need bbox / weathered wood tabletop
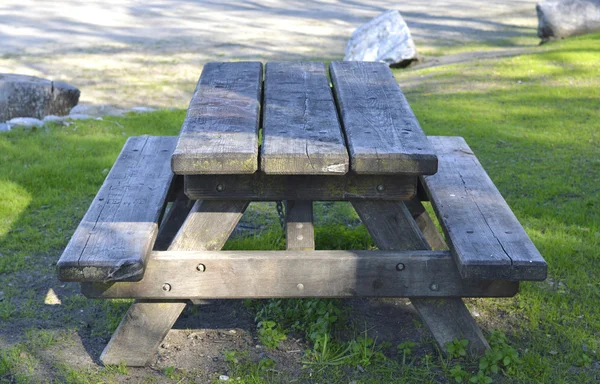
[172,61,438,177]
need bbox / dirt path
[0,0,539,108]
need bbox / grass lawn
[1,33,599,383]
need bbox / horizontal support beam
[184,173,417,201]
[81,250,518,299]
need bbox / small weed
[449,364,470,383]
[446,339,469,359]
[222,350,278,383]
[469,370,493,384]
[303,333,354,366]
[397,341,416,365]
[349,331,385,368]
[573,351,593,368]
[256,320,287,349]
[163,365,177,379]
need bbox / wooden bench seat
[421,136,547,281]
[57,136,178,282]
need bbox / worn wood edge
[421,136,547,281]
[57,136,178,283]
[184,173,417,201]
[80,250,518,299]
[171,151,258,175]
[352,154,439,176]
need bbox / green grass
[1,33,599,383]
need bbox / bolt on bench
[57,61,547,367]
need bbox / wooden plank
[57,136,177,283]
[404,199,448,251]
[81,250,518,299]
[352,200,491,356]
[184,173,416,201]
[153,189,194,251]
[171,62,263,175]
[261,62,349,175]
[167,200,249,251]
[98,200,249,366]
[285,201,315,251]
[422,136,547,281]
[99,300,187,366]
[329,61,437,175]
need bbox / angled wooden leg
[351,200,489,357]
[153,188,194,251]
[404,199,448,251]
[100,200,249,366]
[285,200,315,251]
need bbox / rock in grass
[0,74,80,121]
[344,10,418,67]
[537,0,600,42]
[7,117,43,128]
[0,123,9,132]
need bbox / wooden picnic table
[57,61,547,367]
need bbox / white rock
[43,115,65,123]
[344,10,418,66]
[131,106,155,113]
[69,104,126,117]
[7,117,43,128]
[67,114,93,120]
[0,123,10,132]
[219,375,229,381]
[537,0,600,42]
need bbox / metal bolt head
[429,283,439,291]
[216,184,225,192]
[396,263,405,271]
[162,283,172,292]
[376,184,386,192]
[196,264,206,272]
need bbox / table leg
[100,200,250,366]
[153,188,194,251]
[285,200,315,251]
[351,200,489,357]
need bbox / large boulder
[344,10,418,67]
[0,74,80,121]
[537,0,600,42]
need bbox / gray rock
[0,123,10,132]
[69,104,126,117]
[344,10,417,66]
[131,106,155,113]
[0,74,80,121]
[7,117,43,128]
[43,115,65,123]
[537,0,600,42]
[67,114,93,120]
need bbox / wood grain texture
[171,62,263,175]
[352,200,490,356]
[98,200,249,366]
[81,250,518,299]
[329,61,437,175]
[261,62,349,175]
[167,200,249,251]
[422,136,547,281]
[57,136,177,282]
[285,201,315,251]
[184,173,416,201]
